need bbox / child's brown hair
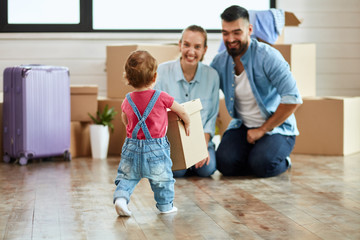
[124,50,158,88]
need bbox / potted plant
[88,104,118,159]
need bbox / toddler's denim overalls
[113,90,175,212]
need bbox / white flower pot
[90,124,110,159]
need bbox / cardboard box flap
[285,11,301,26]
[182,99,203,115]
[323,96,357,101]
[107,43,177,48]
[71,85,98,95]
[167,99,202,121]
[303,96,357,101]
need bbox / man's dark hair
[221,5,249,22]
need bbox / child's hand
[170,101,191,136]
[184,121,190,136]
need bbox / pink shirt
[122,90,174,139]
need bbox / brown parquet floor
[0,153,359,240]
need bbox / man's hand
[247,103,301,144]
[247,128,266,144]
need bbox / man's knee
[249,152,286,178]
[216,150,238,176]
[172,169,187,178]
[196,164,216,177]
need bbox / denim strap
[126,90,161,139]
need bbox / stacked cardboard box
[70,122,91,157]
[216,97,232,138]
[272,12,316,97]
[106,44,180,98]
[270,13,321,155]
[272,13,359,155]
[70,85,98,158]
[104,44,180,156]
[273,44,316,97]
[71,85,98,122]
[293,97,360,156]
[273,11,302,44]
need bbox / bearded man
[210,5,303,178]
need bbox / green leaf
[88,104,118,129]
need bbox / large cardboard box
[70,121,91,158]
[273,44,316,97]
[216,97,232,137]
[71,85,98,122]
[167,99,207,170]
[293,97,360,156]
[106,44,180,98]
[98,98,126,155]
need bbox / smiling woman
[0,0,275,32]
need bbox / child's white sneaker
[115,198,131,217]
[160,206,178,214]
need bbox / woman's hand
[195,151,210,168]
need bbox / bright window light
[93,0,270,30]
[8,0,80,24]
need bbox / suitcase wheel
[64,151,72,161]
[19,157,28,166]
[3,155,11,163]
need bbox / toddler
[113,50,190,216]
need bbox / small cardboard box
[98,98,126,155]
[274,11,302,44]
[284,11,302,26]
[216,97,232,137]
[70,121,91,158]
[106,44,180,98]
[71,85,98,122]
[273,44,316,97]
[167,99,207,170]
[293,97,360,156]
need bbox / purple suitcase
[3,65,71,165]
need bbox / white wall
[0,32,222,97]
[277,0,360,96]
[0,0,359,97]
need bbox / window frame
[0,0,276,33]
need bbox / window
[8,0,80,24]
[0,0,90,32]
[0,0,275,32]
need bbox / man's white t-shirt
[234,71,266,128]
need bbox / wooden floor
[0,153,359,240]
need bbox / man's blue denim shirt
[210,39,302,136]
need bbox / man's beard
[226,40,248,58]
